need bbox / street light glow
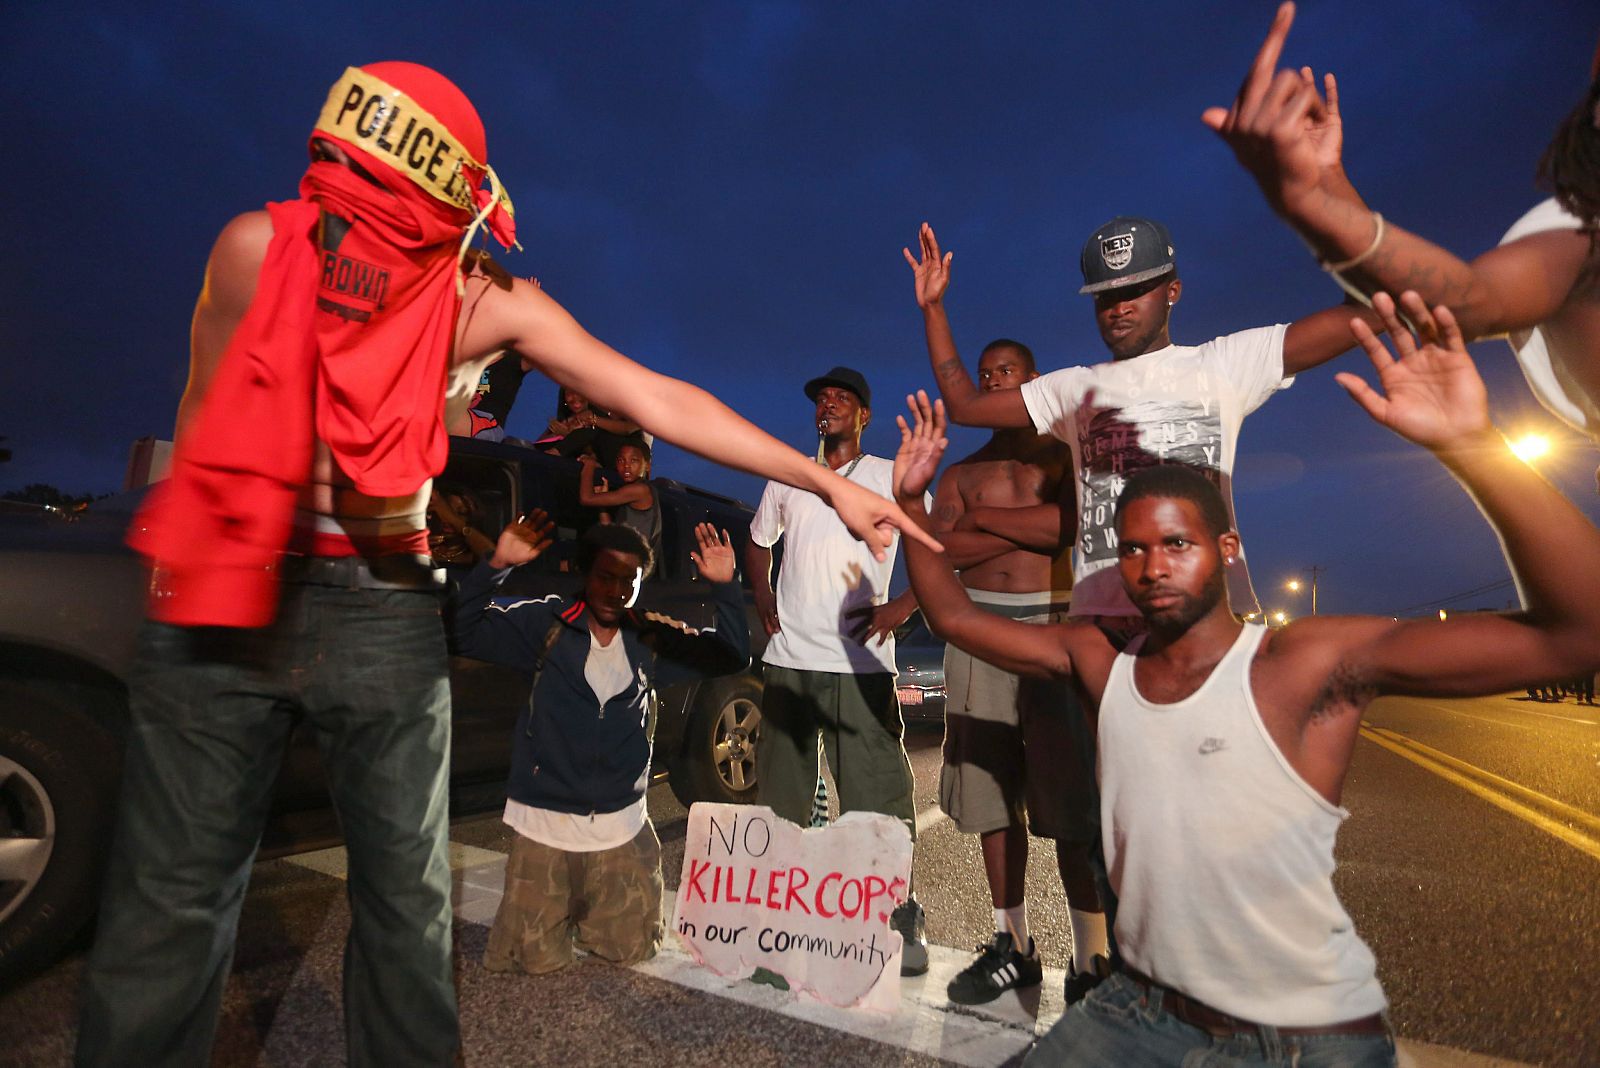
[1509,433,1551,463]
[1272,611,1288,624]
[1286,579,1302,592]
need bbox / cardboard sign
[673,803,913,1012]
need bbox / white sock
[995,905,1030,950]
[1068,908,1108,972]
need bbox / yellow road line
[1357,725,1600,864]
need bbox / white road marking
[1411,699,1597,729]
[914,804,948,833]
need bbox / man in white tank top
[892,292,1600,1066]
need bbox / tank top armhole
[1238,628,1349,821]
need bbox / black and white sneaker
[891,898,929,976]
[1063,953,1110,1005]
[946,932,1042,1005]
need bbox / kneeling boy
[452,516,750,972]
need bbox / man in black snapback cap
[908,217,1378,622]
[745,365,930,976]
[1078,216,1177,297]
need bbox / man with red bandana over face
[77,63,939,1067]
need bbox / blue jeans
[76,582,458,1067]
[1025,973,1396,1067]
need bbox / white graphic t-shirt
[1020,325,1289,617]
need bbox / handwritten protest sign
[673,803,913,1012]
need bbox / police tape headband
[314,66,519,281]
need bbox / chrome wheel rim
[712,697,760,793]
[0,755,55,927]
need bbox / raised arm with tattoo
[1285,293,1600,700]
[903,225,1033,429]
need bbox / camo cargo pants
[483,821,664,974]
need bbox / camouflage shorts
[484,820,664,975]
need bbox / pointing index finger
[1237,2,1297,120]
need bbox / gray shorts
[937,593,1098,843]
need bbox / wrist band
[1321,212,1385,273]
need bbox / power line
[1390,578,1515,616]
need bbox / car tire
[668,675,761,807]
[0,679,123,987]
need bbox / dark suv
[0,437,767,985]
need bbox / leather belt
[1120,965,1389,1039]
[279,553,445,591]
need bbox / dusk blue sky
[3,2,1596,618]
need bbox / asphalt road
[1,693,1595,1065]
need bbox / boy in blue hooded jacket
[452,513,749,972]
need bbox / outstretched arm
[894,392,1092,682]
[1324,293,1600,695]
[462,272,942,560]
[1281,301,1384,376]
[903,224,1032,429]
[1203,2,1591,340]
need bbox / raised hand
[1200,3,1343,214]
[1335,292,1492,452]
[689,523,736,583]
[489,510,556,569]
[893,390,948,502]
[901,222,953,308]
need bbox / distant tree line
[1,483,105,509]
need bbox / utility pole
[1307,565,1326,615]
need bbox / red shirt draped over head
[129,61,516,627]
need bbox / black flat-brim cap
[1079,215,1177,295]
[804,366,871,409]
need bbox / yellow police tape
[314,66,514,222]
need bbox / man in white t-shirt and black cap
[907,217,1377,625]
[745,365,930,975]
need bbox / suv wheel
[0,680,123,985]
[668,675,761,806]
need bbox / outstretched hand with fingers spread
[893,390,949,503]
[1336,292,1492,452]
[902,223,954,309]
[689,523,736,583]
[1201,2,1343,213]
[489,510,556,570]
